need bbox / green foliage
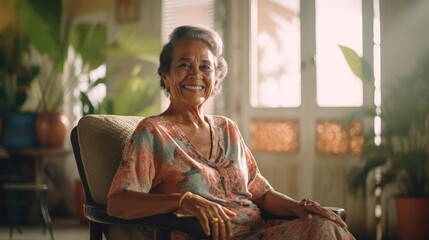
[341,46,429,197]
[69,23,107,72]
[0,24,39,113]
[80,27,161,117]
[339,45,374,85]
[2,1,160,116]
[16,0,107,112]
[18,0,61,66]
[104,26,161,64]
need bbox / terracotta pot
[395,197,429,240]
[35,112,70,148]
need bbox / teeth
[183,85,204,90]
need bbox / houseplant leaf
[104,26,161,64]
[69,23,107,72]
[339,45,374,85]
[110,75,158,116]
[18,0,61,59]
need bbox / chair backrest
[71,114,143,205]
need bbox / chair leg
[39,190,54,240]
[6,197,22,240]
[89,221,104,240]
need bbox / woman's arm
[254,190,347,228]
[108,191,237,238]
[107,191,182,219]
[254,189,310,219]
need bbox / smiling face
[163,39,215,109]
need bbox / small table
[1,148,70,240]
[6,148,71,185]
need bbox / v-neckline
[159,115,216,161]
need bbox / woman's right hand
[180,193,237,240]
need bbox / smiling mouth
[182,85,205,90]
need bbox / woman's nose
[189,66,202,79]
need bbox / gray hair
[157,25,228,96]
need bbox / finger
[211,217,220,240]
[222,207,237,217]
[198,213,211,237]
[225,217,233,238]
[333,214,348,229]
[215,207,234,237]
[192,206,210,236]
[218,218,227,240]
[207,207,231,239]
[322,210,347,229]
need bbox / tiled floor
[0,218,399,240]
[0,218,89,240]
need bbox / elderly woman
[107,25,356,240]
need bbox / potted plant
[0,23,39,148]
[340,45,429,239]
[14,0,107,147]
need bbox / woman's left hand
[300,199,348,229]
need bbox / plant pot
[0,112,39,148]
[35,112,70,148]
[395,197,429,240]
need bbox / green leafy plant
[80,26,161,117]
[5,0,160,117]
[339,45,429,197]
[0,25,39,113]
[16,0,106,112]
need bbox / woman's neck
[161,104,207,127]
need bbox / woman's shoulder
[210,115,234,124]
[134,115,169,133]
[209,115,240,129]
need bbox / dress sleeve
[226,118,273,201]
[108,121,158,197]
[243,140,273,201]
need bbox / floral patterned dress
[108,115,355,240]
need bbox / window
[251,0,301,108]
[315,0,363,107]
[249,0,368,155]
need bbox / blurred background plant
[0,25,39,113]
[79,26,161,117]
[339,45,429,198]
[15,0,107,113]
[1,0,161,117]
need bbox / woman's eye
[200,64,212,72]
[178,63,191,69]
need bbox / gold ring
[211,217,219,223]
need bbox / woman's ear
[162,74,170,89]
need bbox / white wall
[381,0,429,81]
[380,0,429,237]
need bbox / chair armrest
[84,202,208,239]
[261,207,346,221]
[326,207,346,221]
